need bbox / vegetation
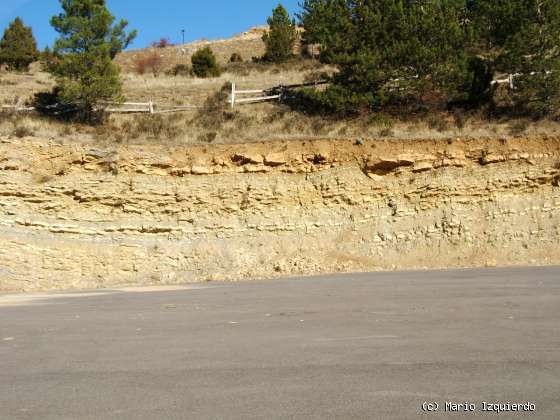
[191,47,221,78]
[168,63,190,76]
[297,0,560,118]
[135,51,163,76]
[262,4,298,63]
[3,0,560,135]
[297,0,469,114]
[46,0,136,121]
[0,17,39,72]
[153,38,171,48]
[229,52,243,63]
[492,0,560,117]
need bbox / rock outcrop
[0,136,559,292]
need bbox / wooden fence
[229,72,551,108]
[0,105,36,112]
[230,81,329,109]
[0,101,198,115]
[101,101,198,114]
[229,83,281,109]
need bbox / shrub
[14,124,34,138]
[167,63,190,76]
[33,87,107,124]
[285,85,368,116]
[0,17,39,72]
[132,114,180,139]
[262,5,297,63]
[508,120,529,136]
[229,52,243,63]
[191,47,221,78]
[196,83,231,129]
[135,51,163,76]
[428,115,451,133]
[153,38,170,48]
[378,128,394,138]
[452,110,467,130]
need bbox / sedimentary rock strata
[1,136,559,291]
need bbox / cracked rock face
[0,136,559,292]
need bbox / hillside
[2,26,560,146]
[116,26,270,72]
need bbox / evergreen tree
[191,47,221,78]
[298,0,469,113]
[263,4,298,63]
[471,0,560,116]
[0,17,39,72]
[298,0,350,62]
[501,0,560,116]
[48,0,136,120]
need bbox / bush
[0,17,39,72]
[33,88,106,124]
[196,83,232,129]
[428,115,451,132]
[191,47,221,78]
[167,64,190,76]
[132,114,180,140]
[153,38,171,48]
[14,124,34,138]
[508,120,529,136]
[285,85,369,116]
[229,53,243,63]
[135,51,163,76]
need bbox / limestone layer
[1,136,559,292]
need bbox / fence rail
[101,101,198,114]
[230,81,329,109]
[1,105,35,111]
[0,101,199,115]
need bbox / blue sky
[0,0,301,50]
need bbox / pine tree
[262,4,298,63]
[298,0,350,62]
[48,0,136,120]
[0,17,39,72]
[502,0,560,116]
[298,0,469,113]
[472,0,560,116]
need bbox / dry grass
[2,29,560,147]
[3,98,560,148]
[115,27,270,73]
[0,64,54,105]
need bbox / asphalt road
[1,267,559,420]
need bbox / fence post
[149,100,154,114]
[231,83,236,110]
[509,74,514,89]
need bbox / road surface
[1,267,559,419]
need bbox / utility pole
[181,29,185,46]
